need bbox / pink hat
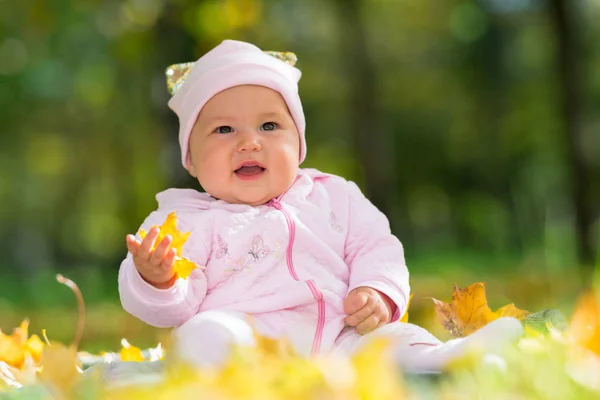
[166,40,306,169]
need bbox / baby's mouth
[235,165,265,176]
[234,161,266,180]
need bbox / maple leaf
[431,282,529,337]
[400,294,414,323]
[139,212,200,279]
[0,320,45,370]
[567,292,600,356]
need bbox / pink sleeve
[343,182,410,322]
[118,210,210,328]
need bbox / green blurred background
[0,0,598,352]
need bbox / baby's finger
[138,227,159,261]
[151,235,172,266]
[125,235,140,256]
[356,314,380,335]
[344,301,376,327]
[161,248,177,270]
[343,291,369,315]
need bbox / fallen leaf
[400,294,414,323]
[431,282,529,337]
[496,303,530,320]
[38,343,80,398]
[120,338,145,362]
[350,337,405,399]
[0,320,46,369]
[139,212,200,279]
[567,292,600,355]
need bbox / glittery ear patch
[165,51,298,96]
[165,62,195,96]
[263,51,297,67]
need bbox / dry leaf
[431,282,529,337]
[120,338,145,362]
[38,343,80,397]
[400,294,414,323]
[350,337,405,399]
[0,320,45,369]
[139,212,200,279]
[567,292,600,355]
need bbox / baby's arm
[344,181,410,323]
[118,210,209,328]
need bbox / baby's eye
[260,122,278,131]
[215,126,233,134]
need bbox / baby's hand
[126,227,177,289]
[344,287,394,335]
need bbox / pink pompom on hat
[165,40,307,170]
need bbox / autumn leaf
[173,257,199,280]
[567,292,600,356]
[350,337,405,399]
[120,338,145,362]
[139,212,200,279]
[496,303,531,320]
[0,320,45,370]
[431,282,529,337]
[38,343,80,398]
[400,294,414,323]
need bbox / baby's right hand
[126,227,177,289]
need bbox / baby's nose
[237,129,262,152]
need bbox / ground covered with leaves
[1,274,599,400]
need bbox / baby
[119,40,523,372]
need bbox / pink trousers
[172,311,524,372]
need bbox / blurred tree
[332,0,396,219]
[549,0,596,284]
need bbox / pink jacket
[119,168,410,356]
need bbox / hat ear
[165,62,195,96]
[263,51,297,67]
[165,51,298,96]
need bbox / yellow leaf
[120,338,145,362]
[26,334,45,363]
[0,331,24,368]
[431,282,529,337]
[496,303,531,320]
[38,343,80,396]
[567,292,600,356]
[400,294,414,323]
[350,337,405,399]
[138,212,199,280]
[0,320,46,370]
[139,212,190,256]
[173,256,199,280]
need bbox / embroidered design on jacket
[225,235,271,272]
[329,212,343,233]
[248,235,270,262]
[273,239,283,260]
[215,234,229,259]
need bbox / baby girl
[118,40,523,372]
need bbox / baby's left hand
[344,287,394,335]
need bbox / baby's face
[188,85,300,206]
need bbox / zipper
[306,280,325,353]
[269,199,299,280]
[268,197,325,354]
